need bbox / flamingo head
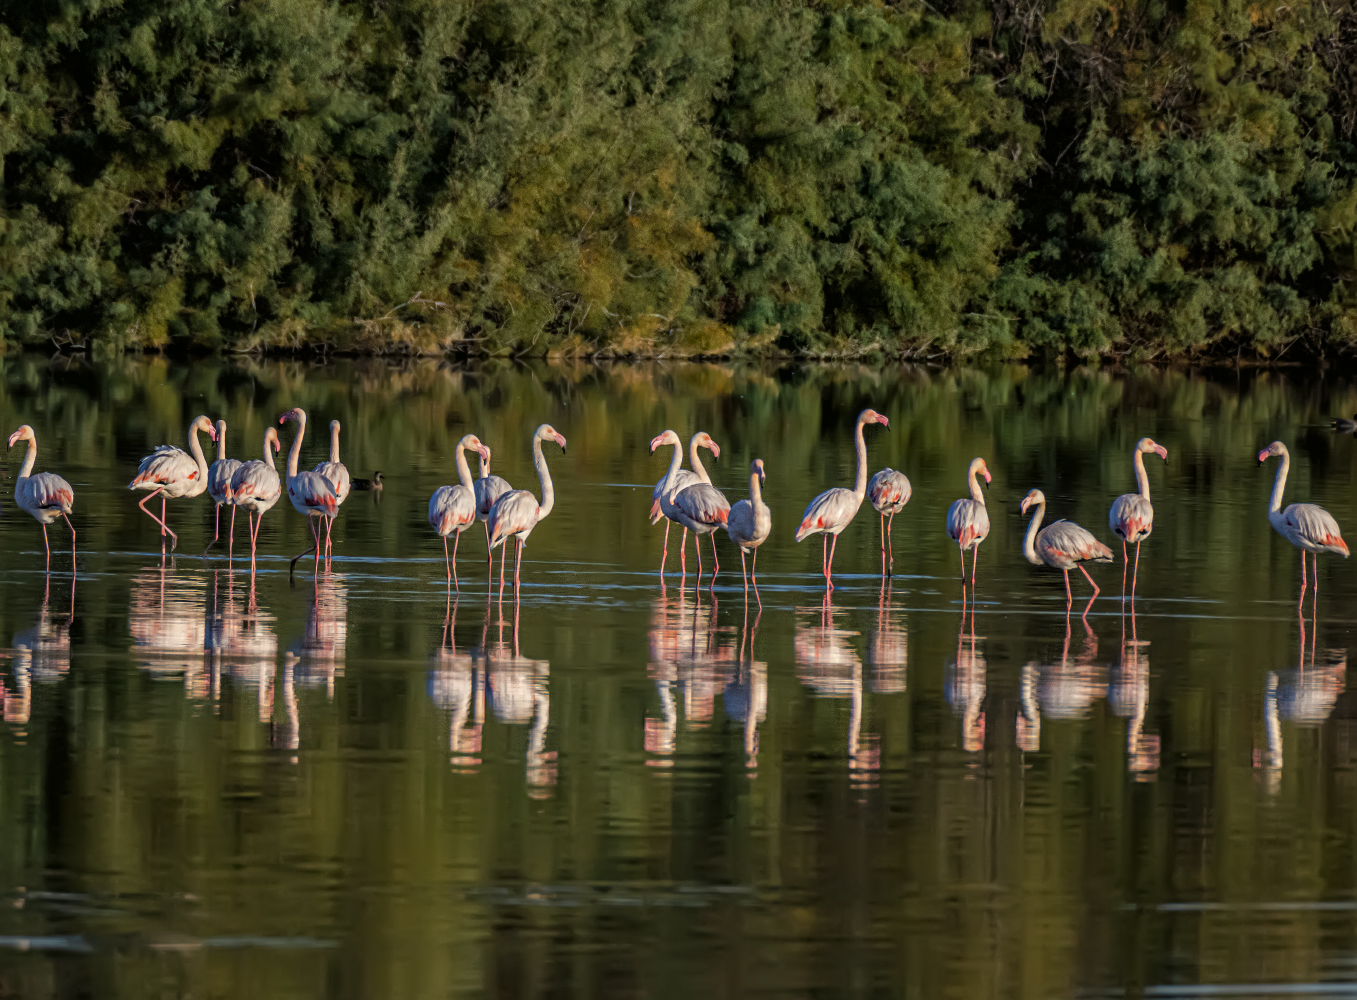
[696,432,720,461]
[1258,441,1287,465]
[6,425,34,449]
[192,415,217,442]
[649,429,681,454]
[537,423,567,452]
[264,427,281,453]
[1020,488,1045,515]
[460,433,490,461]
[751,458,766,482]
[972,457,992,486]
[1138,437,1168,461]
[278,407,304,426]
[860,409,890,428]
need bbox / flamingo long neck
[851,417,870,501]
[286,412,307,480]
[189,422,211,480]
[216,422,228,462]
[329,423,341,464]
[533,435,556,521]
[1022,500,1046,565]
[1269,451,1289,515]
[18,437,37,479]
[479,452,491,480]
[454,441,475,489]
[968,461,986,504]
[262,433,277,471]
[662,440,685,493]
[1133,449,1151,501]
[689,435,712,484]
[749,469,764,507]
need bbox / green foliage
[3,0,1357,358]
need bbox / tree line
[2,0,1356,361]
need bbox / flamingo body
[650,430,721,580]
[128,414,216,551]
[487,424,567,592]
[867,469,911,514]
[1258,441,1348,614]
[314,420,351,504]
[726,459,771,600]
[430,434,490,585]
[1022,488,1113,616]
[1109,437,1167,599]
[7,425,76,566]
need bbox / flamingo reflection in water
[428,591,484,768]
[4,575,75,728]
[644,587,735,766]
[723,604,767,772]
[129,564,212,699]
[472,594,555,796]
[274,572,349,752]
[205,570,280,722]
[1013,614,1102,754]
[794,594,880,784]
[869,583,908,695]
[1107,611,1160,776]
[947,606,987,754]
[1255,609,1346,790]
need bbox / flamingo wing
[1037,520,1115,569]
[674,483,730,529]
[129,445,198,490]
[1283,503,1350,556]
[652,468,698,522]
[796,487,859,541]
[946,498,990,548]
[475,475,513,520]
[287,470,338,517]
[231,462,282,510]
[429,484,478,536]
[868,469,912,513]
[208,458,243,503]
[21,472,75,514]
[1108,493,1153,541]
[487,489,540,547]
[726,498,768,550]
[314,460,352,503]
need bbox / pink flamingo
[724,459,771,602]
[867,468,911,577]
[229,427,283,567]
[650,431,719,577]
[128,414,216,552]
[312,420,351,561]
[205,419,244,557]
[279,408,338,573]
[475,447,512,575]
[487,424,568,593]
[668,466,731,592]
[946,458,992,593]
[795,409,889,590]
[1108,437,1167,600]
[1020,488,1114,618]
[7,425,76,568]
[429,434,491,587]
[1258,441,1349,613]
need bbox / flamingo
[7,425,76,568]
[1257,441,1349,613]
[867,468,912,577]
[429,434,491,586]
[669,469,731,592]
[1108,437,1167,601]
[487,424,568,593]
[1020,488,1114,618]
[229,427,283,566]
[946,458,992,594]
[724,459,771,601]
[128,414,217,552]
[204,419,244,557]
[1332,414,1357,435]
[795,409,890,590]
[312,419,351,560]
[278,408,338,573]
[650,431,720,578]
[475,447,512,575]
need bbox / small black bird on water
[1332,414,1357,435]
[353,471,384,491]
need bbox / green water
[1,356,1356,999]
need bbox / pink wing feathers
[129,445,200,491]
[946,498,990,549]
[1036,520,1115,569]
[488,490,541,548]
[287,470,338,517]
[1109,493,1153,541]
[430,484,478,537]
[868,469,911,514]
[796,487,860,541]
[1282,503,1350,556]
[17,472,74,517]
[674,483,729,530]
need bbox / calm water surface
[2,356,1357,999]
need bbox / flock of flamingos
[4,405,1353,616]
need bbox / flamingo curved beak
[555,432,567,452]
[6,430,20,449]
[708,442,720,461]
[877,415,890,427]
[1154,445,1168,461]
[1257,448,1270,465]
[982,468,992,485]
[207,424,218,442]
[477,444,491,461]
[755,459,766,481]
[273,439,281,453]
[1020,496,1031,514]
[649,434,665,454]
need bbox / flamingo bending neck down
[795,408,890,590]
[945,457,992,597]
[487,424,567,595]
[1021,488,1114,619]
[725,459,772,603]
[230,427,283,568]
[128,414,216,552]
[205,419,244,558]
[279,407,338,574]
[1108,437,1167,602]
[1258,441,1349,614]
[429,434,491,587]
[867,467,911,577]
[8,425,76,569]
[475,448,512,576]
[312,420,351,560]
[651,430,719,578]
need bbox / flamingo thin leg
[1131,540,1142,602]
[827,534,838,591]
[740,550,748,594]
[958,545,966,583]
[498,540,507,599]
[229,505,237,560]
[709,533,719,592]
[693,532,704,590]
[1311,552,1318,614]
[1299,553,1308,612]
[443,536,452,582]
[1121,539,1128,599]
[62,514,76,567]
[453,531,461,590]
[514,538,523,590]
[42,523,51,568]
[970,545,979,591]
[751,548,762,608]
[1063,568,1073,608]
[887,512,896,573]
[660,520,671,578]
[879,512,887,578]
[137,488,178,550]
[679,528,689,579]
[1077,563,1101,603]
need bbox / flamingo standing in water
[312,420,351,561]
[429,434,491,586]
[1020,488,1114,618]
[128,414,216,552]
[230,427,283,567]
[1108,437,1167,601]
[724,459,771,601]
[946,458,992,594]
[7,425,76,568]
[667,460,731,592]
[279,408,338,573]
[649,431,715,576]
[795,409,890,590]
[205,419,243,557]
[1258,441,1349,613]
[867,468,911,577]
[475,447,512,575]
[487,424,567,593]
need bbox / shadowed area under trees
[3,0,1357,361]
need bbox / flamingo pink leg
[693,532,704,589]
[444,536,453,583]
[514,538,524,590]
[660,520,671,577]
[751,548,762,607]
[740,550,749,593]
[826,535,838,591]
[229,505,237,559]
[63,514,76,566]
[484,522,494,575]
[1063,568,1073,607]
[679,527,689,579]
[498,539,507,599]
[958,544,967,582]
[879,512,887,577]
[970,545,979,590]
[708,533,719,592]
[887,511,896,574]
[136,488,179,551]
[1077,563,1101,616]
[1121,538,1129,598]
[211,503,222,550]
[1299,552,1308,612]
[41,523,51,568]
[1131,540,1142,601]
